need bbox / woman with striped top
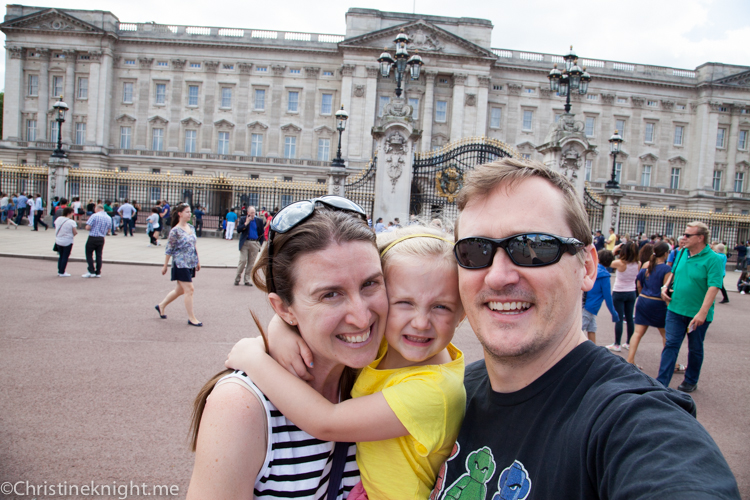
[187,200,386,499]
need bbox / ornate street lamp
[331,105,349,168]
[606,130,624,189]
[51,96,69,158]
[378,32,424,97]
[548,46,592,113]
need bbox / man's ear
[268,292,296,325]
[581,245,598,292]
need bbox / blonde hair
[687,221,710,243]
[456,157,592,248]
[377,224,455,274]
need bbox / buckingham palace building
[2,4,750,213]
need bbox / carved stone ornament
[560,145,583,182]
[340,64,356,77]
[115,114,137,124]
[405,87,424,96]
[601,93,615,105]
[661,100,675,111]
[668,156,687,167]
[708,101,723,112]
[331,176,343,196]
[453,73,468,86]
[383,99,414,122]
[305,67,320,78]
[214,119,235,128]
[540,87,552,98]
[280,123,302,133]
[138,57,153,69]
[238,62,253,74]
[478,75,491,88]
[62,49,77,61]
[353,84,366,98]
[384,132,407,155]
[407,28,444,52]
[465,93,477,107]
[181,117,202,127]
[73,114,87,123]
[314,125,335,136]
[435,165,463,203]
[148,115,169,125]
[386,155,405,193]
[610,205,619,229]
[571,93,582,102]
[88,51,102,62]
[271,64,287,76]
[171,59,187,70]
[366,66,380,78]
[247,121,268,130]
[631,96,645,107]
[204,61,220,72]
[425,71,438,82]
[50,169,57,191]
[9,47,24,59]
[690,103,699,112]
[507,83,522,95]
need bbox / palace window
[120,127,131,149]
[522,110,533,131]
[670,168,681,189]
[645,123,655,143]
[712,170,722,191]
[585,159,592,181]
[615,162,622,184]
[738,130,748,150]
[26,120,37,141]
[221,87,232,108]
[615,119,626,138]
[735,172,745,193]
[318,138,330,161]
[28,75,39,96]
[250,134,263,156]
[490,107,502,129]
[716,128,726,148]
[287,91,299,112]
[585,117,595,137]
[77,77,88,99]
[674,126,684,146]
[408,98,419,120]
[254,89,266,110]
[190,62,201,69]
[435,100,447,123]
[49,121,59,143]
[75,123,86,145]
[188,85,199,106]
[123,82,134,103]
[641,165,651,187]
[218,131,230,154]
[185,130,197,153]
[52,76,63,97]
[321,93,333,115]
[152,128,164,151]
[284,136,297,158]
[155,84,166,104]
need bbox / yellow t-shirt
[351,341,466,500]
[606,233,617,251]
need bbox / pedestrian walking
[657,221,724,393]
[193,204,204,237]
[14,192,28,226]
[160,200,171,239]
[118,199,137,237]
[713,243,729,304]
[71,197,82,221]
[82,204,112,278]
[734,241,747,272]
[155,203,202,326]
[234,206,265,286]
[31,193,48,231]
[146,207,161,246]
[582,249,619,344]
[0,192,8,224]
[627,242,671,369]
[224,208,238,240]
[54,207,78,276]
[606,241,639,352]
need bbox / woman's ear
[268,292,296,325]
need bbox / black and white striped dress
[218,372,360,499]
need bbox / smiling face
[457,177,596,366]
[283,240,388,371]
[381,254,464,369]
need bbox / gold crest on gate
[435,166,463,203]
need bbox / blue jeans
[656,310,711,387]
[612,291,636,345]
[122,218,133,236]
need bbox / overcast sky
[1,0,749,91]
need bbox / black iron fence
[344,156,377,218]
[584,187,604,233]
[0,164,48,200]
[618,206,750,245]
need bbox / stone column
[137,57,153,149]
[303,66,320,158]
[696,102,721,192]
[476,75,491,137]
[726,105,742,193]
[202,60,220,150]
[339,64,356,159]
[327,166,347,196]
[97,50,113,148]
[87,52,102,145]
[4,46,24,140]
[421,71,437,152]
[267,64,286,156]
[37,49,51,141]
[449,73,467,142]
[361,66,380,159]
[601,189,624,234]
[63,50,77,144]
[405,86,424,149]
[236,62,253,154]
[47,156,70,203]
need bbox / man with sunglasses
[433,158,739,499]
[656,222,724,393]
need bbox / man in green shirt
[657,221,723,393]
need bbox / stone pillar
[726,105,741,193]
[449,73,467,142]
[421,71,437,152]
[601,189,624,234]
[476,76,491,137]
[339,64,356,158]
[236,62,253,154]
[47,157,70,204]
[97,51,114,148]
[372,100,422,224]
[4,46,24,140]
[302,66,320,158]
[37,49,51,141]
[63,50,76,144]
[327,166,348,196]
[267,64,286,156]
[87,52,102,145]
[202,60,220,151]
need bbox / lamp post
[331,105,349,168]
[378,32,424,97]
[606,130,624,189]
[51,96,69,159]
[548,46,591,113]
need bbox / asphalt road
[0,256,747,498]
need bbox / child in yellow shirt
[227,225,466,499]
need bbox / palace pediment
[0,8,107,36]
[713,70,750,87]
[340,20,495,60]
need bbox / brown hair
[639,243,654,268]
[618,241,639,264]
[598,249,615,267]
[456,157,592,256]
[62,207,75,217]
[647,242,670,278]
[171,203,190,228]
[190,208,376,452]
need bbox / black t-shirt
[431,342,739,500]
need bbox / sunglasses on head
[267,196,367,292]
[454,233,585,269]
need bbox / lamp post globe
[51,96,69,159]
[548,46,591,114]
[606,130,624,190]
[376,32,427,98]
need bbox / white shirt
[54,217,77,246]
[34,197,43,210]
[118,203,136,218]
[0,196,8,208]
[72,201,81,212]
[147,213,160,228]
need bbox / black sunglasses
[454,233,585,269]
[267,196,367,292]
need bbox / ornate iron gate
[344,155,377,218]
[584,186,604,233]
[410,137,519,222]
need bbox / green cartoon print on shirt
[442,446,496,499]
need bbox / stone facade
[2,5,750,212]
